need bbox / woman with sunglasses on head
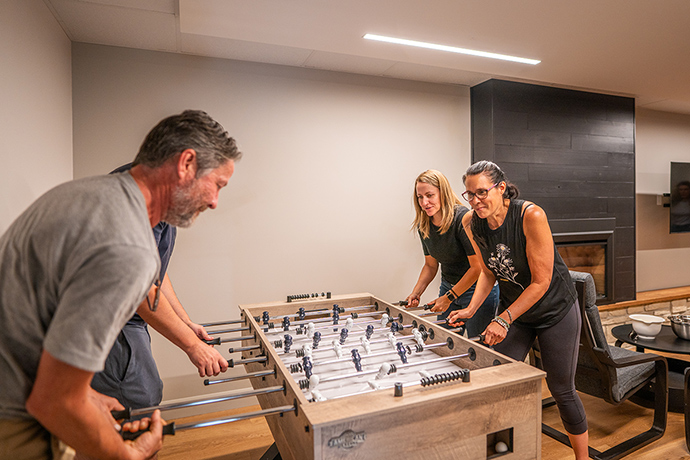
[448,160,588,459]
[405,170,499,337]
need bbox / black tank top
[476,199,576,328]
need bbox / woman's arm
[447,212,496,324]
[405,255,439,308]
[430,254,481,313]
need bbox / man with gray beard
[0,110,241,460]
[91,159,230,412]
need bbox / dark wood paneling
[537,198,609,219]
[518,181,634,199]
[614,271,636,299]
[470,81,496,161]
[494,145,622,167]
[613,227,635,259]
[571,134,634,153]
[607,152,635,168]
[471,79,636,303]
[494,129,572,148]
[607,198,635,227]
[616,256,635,274]
[527,164,632,183]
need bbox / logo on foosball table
[327,430,366,449]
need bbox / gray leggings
[493,301,588,435]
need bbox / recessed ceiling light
[363,33,540,65]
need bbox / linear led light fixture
[363,33,540,65]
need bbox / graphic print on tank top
[487,243,525,290]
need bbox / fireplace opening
[550,217,616,305]
[557,242,607,300]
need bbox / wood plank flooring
[542,383,687,460]
[158,378,690,460]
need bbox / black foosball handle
[203,337,221,345]
[111,408,130,420]
[120,422,176,440]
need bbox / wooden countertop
[599,286,690,312]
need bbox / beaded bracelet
[491,316,510,332]
[505,308,513,324]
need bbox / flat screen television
[670,161,690,233]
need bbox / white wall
[0,0,72,233]
[72,43,471,403]
[636,108,690,291]
[9,8,686,405]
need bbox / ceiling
[44,0,690,114]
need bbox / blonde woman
[405,170,499,336]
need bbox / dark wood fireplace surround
[471,79,635,304]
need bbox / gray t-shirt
[0,173,160,419]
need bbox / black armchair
[542,270,668,460]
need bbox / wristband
[446,290,456,302]
[491,316,510,332]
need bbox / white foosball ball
[205,292,545,460]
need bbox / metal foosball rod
[204,368,275,386]
[120,404,296,440]
[289,339,453,375]
[274,323,420,361]
[359,328,429,351]
[210,332,257,343]
[264,316,355,337]
[206,325,251,335]
[420,318,465,334]
[299,351,474,390]
[279,309,387,329]
[201,318,245,327]
[284,328,436,366]
[290,327,431,360]
[262,309,398,335]
[264,312,395,340]
[227,356,267,368]
[271,318,408,353]
[259,303,377,325]
[227,344,262,353]
[203,333,258,345]
[310,368,471,402]
[288,314,402,343]
[111,384,286,420]
[306,326,479,359]
[205,313,397,348]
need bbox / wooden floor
[541,382,688,460]
[158,377,690,460]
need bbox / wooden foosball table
[231,293,544,460]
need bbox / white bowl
[629,314,664,339]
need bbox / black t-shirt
[420,205,475,285]
[476,199,576,328]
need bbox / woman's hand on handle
[482,321,508,346]
[430,295,450,313]
[404,293,420,309]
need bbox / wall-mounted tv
[670,162,690,233]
